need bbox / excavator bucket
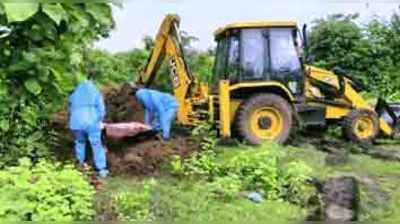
[375,98,400,132]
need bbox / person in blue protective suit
[132,87,179,140]
[69,75,108,178]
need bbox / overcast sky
[95,0,400,53]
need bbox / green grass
[98,176,305,223]
[98,138,400,222]
[283,141,400,222]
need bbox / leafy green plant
[170,122,220,176]
[139,31,214,91]
[152,177,307,223]
[171,141,313,205]
[84,48,149,87]
[222,148,283,199]
[307,11,400,101]
[191,122,218,151]
[280,161,314,204]
[0,2,114,165]
[207,175,242,201]
[0,158,95,221]
[112,179,156,222]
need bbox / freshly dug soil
[322,176,359,221]
[103,84,199,175]
[107,136,198,175]
[52,84,199,175]
[104,83,144,123]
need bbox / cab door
[268,28,304,97]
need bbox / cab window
[269,28,303,94]
[269,28,301,74]
[240,29,269,81]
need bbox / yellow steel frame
[138,15,394,141]
[219,80,231,137]
[137,14,208,126]
[229,81,295,101]
[306,66,394,136]
[218,80,295,138]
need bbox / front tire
[342,110,379,144]
[235,94,293,145]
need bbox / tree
[0,2,114,166]
[307,14,365,77]
[142,35,154,51]
[307,11,400,100]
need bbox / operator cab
[213,21,304,96]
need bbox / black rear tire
[235,94,293,145]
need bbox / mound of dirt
[104,83,144,123]
[102,84,199,174]
[107,136,198,175]
[52,84,199,175]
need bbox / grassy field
[96,134,400,223]
[97,175,306,223]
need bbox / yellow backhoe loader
[136,14,400,145]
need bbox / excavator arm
[137,14,208,125]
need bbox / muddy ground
[52,84,199,175]
[52,84,400,176]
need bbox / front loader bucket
[375,98,400,130]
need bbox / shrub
[307,11,400,100]
[206,175,242,201]
[0,2,114,166]
[0,158,95,221]
[112,179,156,222]
[170,143,313,204]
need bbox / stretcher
[102,122,157,140]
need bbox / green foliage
[0,158,95,221]
[3,3,39,22]
[280,161,315,204]
[141,31,214,91]
[0,2,114,166]
[307,11,400,100]
[170,122,219,176]
[84,48,149,87]
[308,14,364,74]
[181,31,214,83]
[112,179,156,222]
[171,143,313,205]
[152,178,306,223]
[84,30,214,92]
[206,175,242,201]
[191,122,218,151]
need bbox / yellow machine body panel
[229,81,295,101]
[217,80,295,138]
[215,20,297,37]
[305,66,394,136]
[325,106,350,119]
[137,14,208,126]
[137,14,395,144]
